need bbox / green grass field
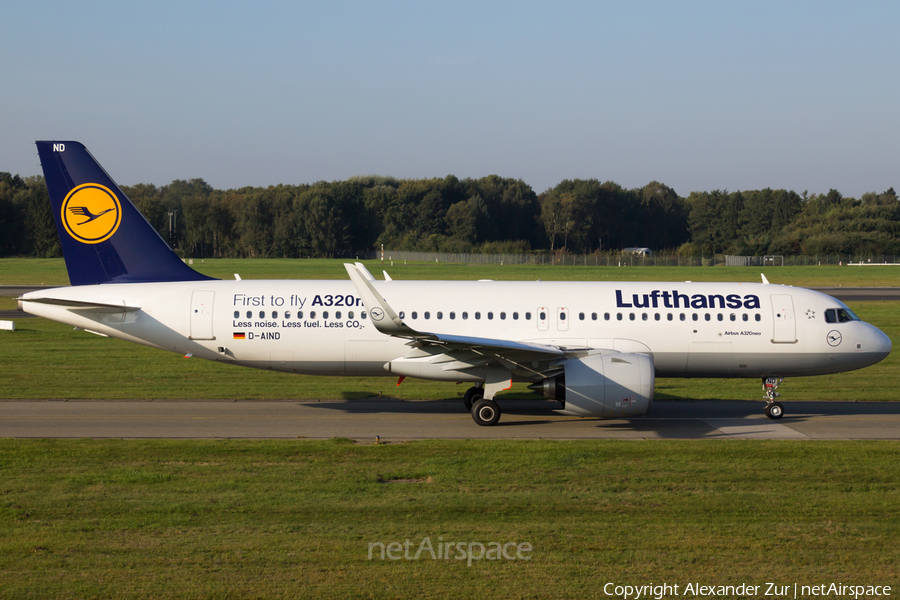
[1,439,898,599]
[2,257,900,286]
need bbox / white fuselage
[21,279,891,382]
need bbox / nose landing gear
[763,376,785,420]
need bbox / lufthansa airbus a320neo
[19,141,892,425]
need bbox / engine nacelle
[541,353,655,418]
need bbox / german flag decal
[233,332,246,340]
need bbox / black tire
[471,398,501,426]
[768,402,784,420]
[764,403,772,418]
[463,387,482,412]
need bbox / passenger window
[513,312,519,320]
[525,312,532,320]
[604,313,610,321]
[592,313,597,321]
[398,311,404,319]
[488,312,494,320]
[538,311,544,320]
[246,311,252,319]
[641,313,648,321]
[462,312,469,320]
[348,311,354,318]
[579,312,585,321]
[450,312,456,319]
[717,314,723,321]
[424,312,430,320]
[617,313,623,321]
[729,314,736,321]
[629,313,635,321]
[259,311,265,319]
[680,314,686,321]
[742,314,748,322]
[272,311,278,319]
[704,314,711,321]
[310,311,316,319]
[234,311,239,318]
[436,312,442,320]
[692,314,698,321]
[323,311,329,319]
[667,313,673,321]
[298,311,304,319]
[476,312,482,320]
[755,314,761,322]
[335,311,341,319]
[285,311,291,319]
[500,312,506,320]
[412,311,418,319]
[654,313,660,321]
[559,312,565,321]
[362,312,367,319]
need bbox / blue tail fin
[36,141,215,286]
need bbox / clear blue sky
[4,0,898,197]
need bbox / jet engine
[532,352,654,418]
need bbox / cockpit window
[840,308,860,322]
[825,308,860,323]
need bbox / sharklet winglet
[344,263,420,337]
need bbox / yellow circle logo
[61,183,122,244]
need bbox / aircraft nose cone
[864,323,892,363]
[873,325,892,358]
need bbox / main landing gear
[763,376,785,420]
[463,385,502,426]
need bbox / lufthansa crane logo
[61,183,122,244]
[370,308,385,321]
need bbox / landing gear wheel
[471,398,501,426]
[766,402,784,420]
[463,387,483,412]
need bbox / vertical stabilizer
[35,141,215,285]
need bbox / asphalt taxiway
[1,399,899,440]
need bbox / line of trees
[1,170,897,259]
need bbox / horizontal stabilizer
[21,297,141,313]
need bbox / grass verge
[0,439,898,599]
[3,257,900,286]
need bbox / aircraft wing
[420,332,564,356]
[343,263,564,357]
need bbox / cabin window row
[396,311,761,323]
[401,311,532,321]
[579,312,762,322]
[235,310,368,320]
[236,309,761,323]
